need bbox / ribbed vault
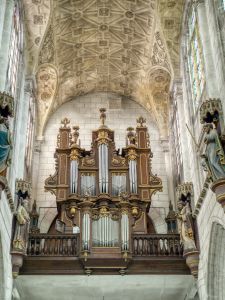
[22,0,184,139]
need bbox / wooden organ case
[45,108,162,271]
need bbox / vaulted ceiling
[23,0,184,139]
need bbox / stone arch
[0,233,5,299]
[207,222,225,300]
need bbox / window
[221,0,225,10]
[187,9,205,108]
[25,96,35,176]
[171,100,183,185]
[6,2,22,96]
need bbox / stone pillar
[161,139,176,205]
[195,0,219,98]
[31,138,43,201]
[0,0,14,91]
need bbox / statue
[201,123,225,181]
[177,200,197,252]
[0,117,12,176]
[13,198,30,252]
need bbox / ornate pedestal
[183,250,199,279]
[11,251,24,278]
[211,179,225,211]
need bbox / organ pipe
[99,144,108,193]
[129,160,137,194]
[82,213,90,251]
[70,160,78,194]
[121,213,129,251]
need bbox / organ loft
[17,108,191,276]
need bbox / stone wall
[178,1,225,299]
[34,93,170,233]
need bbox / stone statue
[177,200,197,252]
[0,117,12,176]
[201,123,225,181]
[13,198,30,252]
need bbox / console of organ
[45,109,162,257]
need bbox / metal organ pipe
[129,160,137,194]
[98,144,108,193]
[121,213,129,251]
[70,160,78,194]
[82,213,90,251]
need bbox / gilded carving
[70,149,79,161]
[128,149,138,161]
[111,156,126,167]
[82,157,95,167]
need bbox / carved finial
[137,116,146,127]
[61,117,70,128]
[99,108,106,126]
[127,127,136,145]
[72,126,80,144]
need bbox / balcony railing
[27,233,182,257]
[132,234,183,257]
[27,234,79,256]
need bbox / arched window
[6,2,22,97]
[187,8,205,109]
[25,94,35,177]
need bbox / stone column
[195,0,219,98]
[0,0,14,91]
[160,140,176,206]
[31,138,44,201]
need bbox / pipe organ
[45,109,162,261]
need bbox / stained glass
[6,2,22,96]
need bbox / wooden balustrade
[27,233,182,258]
[27,234,79,256]
[132,234,183,257]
